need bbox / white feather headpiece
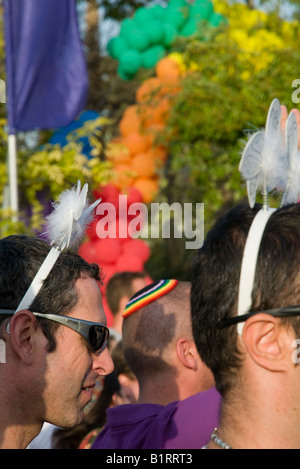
[15,181,101,313]
[237,99,300,334]
[239,98,287,209]
[46,181,100,250]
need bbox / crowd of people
[1,103,300,449]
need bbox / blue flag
[4,0,89,133]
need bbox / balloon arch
[78,0,226,324]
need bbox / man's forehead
[73,277,106,324]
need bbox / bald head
[122,281,192,382]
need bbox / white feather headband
[16,181,101,313]
[237,99,299,334]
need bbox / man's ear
[242,313,291,372]
[7,311,38,365]
[176,338,198,371]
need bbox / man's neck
[208,385,300,449]
[0,422,43,449]
[0,389,43,449]
[138,380,180,406]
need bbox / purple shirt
[91,387,220,449]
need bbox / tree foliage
[146,0,300,279]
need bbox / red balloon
[94,237,122,265]
[115,253,144,272]
[123,238,151,263]
[78,240,99,264]
[94,184,120,210]
[125,187,143,206]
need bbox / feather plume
[239,99,288,208]
[255,128,287,194]
[45,181,101,250]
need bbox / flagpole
[7,133,18,218]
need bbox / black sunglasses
[0,309,109,355]
[218,305,300,328]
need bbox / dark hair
[106,271,146,315]
[0,235,102,351]
[191,203,300,396]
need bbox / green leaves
[161,5,300,234]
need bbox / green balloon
[141,45,165,69]
[107,36,128,60]
[190,1,214,21]
[124,27,150,52]
[209,12,228,27]
[149,5,166,21]
[120,18,138,37]
[162,22,177,47]
[166,6,188,30]
[119,49,142,75]
[180,18,197,37]
[193,0,213,7]
[168,0,188,7]
[144,20,164,45]
[117,64,136,81]
[134,7,154,25]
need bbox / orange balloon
[119,105,141,136]
[144,123,166,147]
[159,81,182,98]
[131,151,157,178]
[113,163,136,190]
[139,96,171,127]
[123,131,150,155]
[155,57,181,84]
[133,177,159,203]
[148,146,169,165]
[105,138,131,164]
[136,77,162,104]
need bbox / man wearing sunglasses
[0,235,114,449]
[191,203,300,449]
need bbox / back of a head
[106,272,147,316]
[122,280,192,383]
[191,202,300,396]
